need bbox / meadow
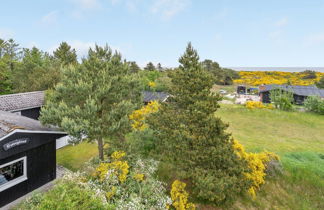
[216,105,324,210]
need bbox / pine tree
[148,43,249,204]
[144,62,156,71]
[53,42,78,66]
[40,45,142,160]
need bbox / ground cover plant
[234,71,324,86]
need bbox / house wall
[0,132,63,207]
[20,107,41,120]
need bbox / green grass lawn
[215,104,324,210]
[216,104,324,154]
[56,141,98,171]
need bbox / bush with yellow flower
[233,140,280,198]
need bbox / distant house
[141,91,170,104]
[0,111,66,207]
[259,85,324,104]
[0,91,44,120]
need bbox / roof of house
[0,110,63,139]
[0,91,45,112]
[259,85,324,98]
[142,91,169,102]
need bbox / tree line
[0,38,239,95]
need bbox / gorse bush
[129,101,160,131]
[233,140,279,198]
[304,96,324,115]
[245,101,274,109]
[169,180,195,210]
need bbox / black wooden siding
[0,132,62,207]
[20,107,41,120]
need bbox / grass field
[216,104,324,154]
[216,105,324,210]
[56,142,98,171]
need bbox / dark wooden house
[259,85,324,104]
[0,91,44,120]
[0,111,66,207]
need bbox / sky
[1,0,324,67]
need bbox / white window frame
[0,156,27,192]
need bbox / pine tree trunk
[97,138,104,161]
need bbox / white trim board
[0,129,67,142]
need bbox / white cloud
[150,0,190,20]
[275,17,288,27]
[41,11,59,25]
[73,0,101,10]
[269,30,282,40]
[0,28,14,39]
[70,0,102,18]
[305,33,324,46]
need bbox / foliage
[139,70,171,91]
[94,151,129,183]
[316,76,324,88]
[234,71,324,86]
[129,101,160,131]
[304,96,324,115]
[233,140,279,198]
[40,44,142,160]
[15,178,108,210]
[12,47,61,92]
[148,43,249,205]
[270,88,294,111]
[53,42,78,66]
[144,62,156,71]
[87,152,172,209]
[127,61,141,73]
[245,101,274,109]
[0,38,20,94]
[201,59,239,85]
[169,180,195,210]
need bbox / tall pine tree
[40,45,142,160]
[148,43,249,204]
[53,42,78,66]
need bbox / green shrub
[15,179,108,210]
[304,96,324,115]
[270,88,294,111]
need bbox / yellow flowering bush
[129,100,160,131]
[148,81,156,88]
[233,140,279,198]
[170,180,195,210]
[246,101,274,109]
[234,71,324,86]
[95,151,129,183]
[133,173,145,182]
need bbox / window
[0,157,27,192]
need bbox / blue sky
[1,0,324,67]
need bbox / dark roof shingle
[0,110,63,138]
[0,91,44,112]
[259,85,324,98]
[143,91,169,103]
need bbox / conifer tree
[148,43,249,204]
[40,45,142,160]
[53,42,78,66]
